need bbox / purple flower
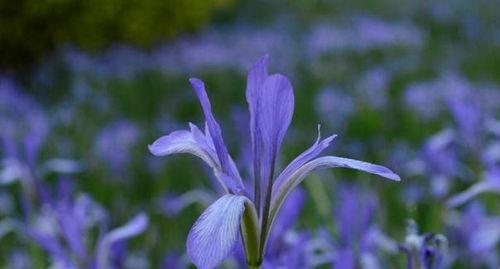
[149,55,400,269]
[398,220,448,269]
[0,78,48,168]
[314,87,356,131]
[28,191,148,269]
[447,203,500,267]
[331,185,398,269]
[94,120,141,177]
[306,16,423,58]
[420,129,461,197]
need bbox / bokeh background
[1,0,500,268]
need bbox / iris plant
[149,56,400,269]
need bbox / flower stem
[241,201,261,269]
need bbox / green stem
[241,201,261,269]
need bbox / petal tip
[148,143,159,156]
[189,77,204,88]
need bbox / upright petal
[245,55,270,210]
[189,78,244,193]
[187,194,247,269]
[246,55,269,166]
[258,74,294,156]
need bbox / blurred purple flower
[29,190,148,269]
[447,203,500,267]
[421,129,461,197]
[307,16,423,58]
[398,220,448,269]
[158,190,214,218]
[314,87,356,131]
[0,78,48,167]
[94,120,141,176]
[355,67,392,109]
[332,185,398,269]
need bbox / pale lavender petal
[149,130,219,171]
[96,213,148,269]
[150,126,241,192]
[273,126,336,192]
[57,205,87,261]
[469,222,500,253]
[270,156,399,233]
[447,181,500,208]
[189,78,244,193]
[187,194,246,269]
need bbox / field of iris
[1,1,499,268]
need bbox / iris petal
[270,156,400,233]
[190,78,244,193]
[273,126,336,193]
[96,214,148,269]
[148,130,219,170]
[187,194,247,269]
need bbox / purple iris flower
[447,203,500,267]
[331,185,399,269]
[149,55,400,269]
[420,129,461,197]
[94,120,141,177]
[398,220,448,269]
[29,190,148,269]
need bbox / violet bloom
[332,186,397,269]
[149,56,400,269]
[29,192,148,269]
[447,203,500,267]
[398,220,448,269]
[94,120,141,177]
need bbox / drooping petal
[189,78,244,193]
[95,213,149,269]
[187,194,247,269]
[447,167,500,208]
[149,126,240,192]
[269,156,400,233]
[273,126,336,192]
[446,181,500,208]
[149,130,218,168]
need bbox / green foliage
[0,0,234,71]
